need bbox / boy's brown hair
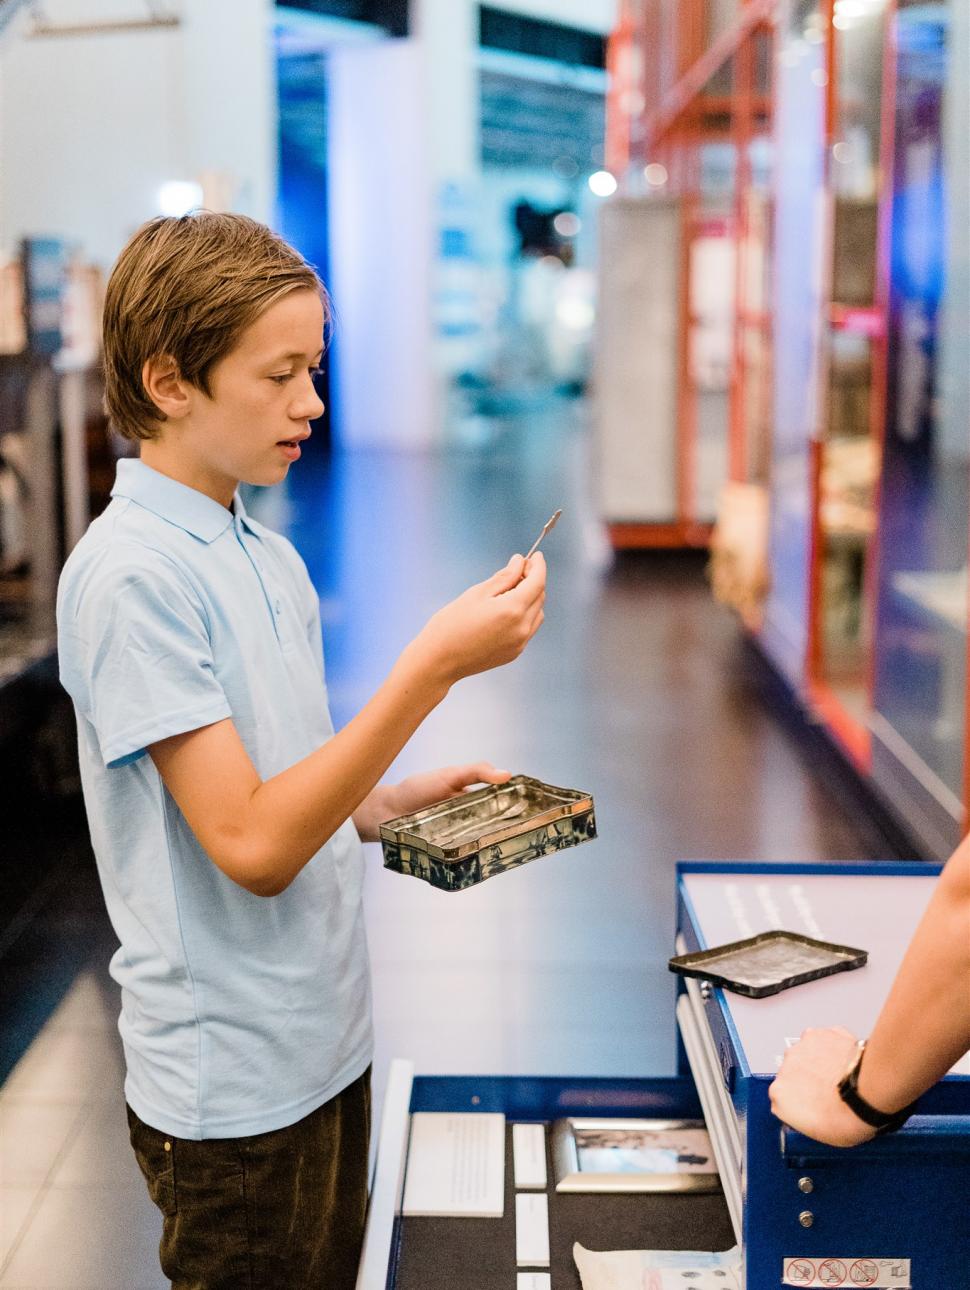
[102,212,326,440]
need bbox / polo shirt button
[274,601,281,615]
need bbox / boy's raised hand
[405,552,546,689]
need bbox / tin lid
[668,930,867,999]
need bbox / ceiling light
[588,170,618,198]
[158,181,203,217]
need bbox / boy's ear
[142,354,192,421]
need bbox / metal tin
[551,1117,721,1194]
[667,930,868,998]
[379,774,596,892]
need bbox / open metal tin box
[668,929,868,998]
[379,774,596,892]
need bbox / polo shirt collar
[112,458,242,544]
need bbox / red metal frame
[804,0,837,715]
[604,0,774,551]
[803,0,902,772]
[607,522,713,550]
[642,0,774,155]
[861,1,901,784]
[605,0,642,178]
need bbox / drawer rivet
[799,1210,814,1228]
[798,1177,814,1194]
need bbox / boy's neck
[140,442,238,510]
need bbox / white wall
[0,0,275,268]
[0,0,614,449]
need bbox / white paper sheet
[515,1192,550,1267]
[574,1242,742,1290]
[401,1112,505,1217]
[512,1122,548,1189]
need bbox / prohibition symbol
[788,1261,815,1285]
[819,1260,847,1286]
[849,1260,879,1286]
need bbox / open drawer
[356,1063,736,1290]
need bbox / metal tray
[551,1117,721,1194]
[379,775,596,892]
[668,930,867,998]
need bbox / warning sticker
[782,1258,911,1288]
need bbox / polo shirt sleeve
[66,547,232,770]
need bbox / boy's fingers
[512,553,546,607]
[466,762,511,786]
[488,555,526,594]
[525,604,545,639]
[447,762,511,791]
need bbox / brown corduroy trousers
[127,1066,371,1290]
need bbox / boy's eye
[270,366,322,386]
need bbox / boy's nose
[293,392,325,421]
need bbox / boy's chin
[247,461,293,487]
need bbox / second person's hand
[768,1027,878,1148]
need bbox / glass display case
[603,0,969,857]
[755,0,969,855]
[599,1,773,549]
[810,0,891,754]
[760,0,826,681]
[869,0,970,856]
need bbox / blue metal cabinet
[676,861,970,1288]
[357,862,970,1288]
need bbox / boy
[56,211,546,1289]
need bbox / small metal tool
[525,509,562,560]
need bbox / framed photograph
[551,1118,721,1193]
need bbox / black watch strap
[837,1041,916,1136]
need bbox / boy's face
[163,288,325,502]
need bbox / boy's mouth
[277,429,310,447]
[277,438,304,461]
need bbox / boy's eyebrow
[267,349,325,364]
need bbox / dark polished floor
[0,401,909,1286]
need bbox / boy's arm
[150,554,545,896]
[768,839,970,1146]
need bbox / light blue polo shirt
[56,458,373,1140]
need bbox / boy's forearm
[351,784,400,843]
[857,842,970,1112]
[245,648,449,893]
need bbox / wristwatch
[837,1040,917,1136]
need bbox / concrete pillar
[326,39,435,449]
[411,0,480,185]
[180,0,277,222]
